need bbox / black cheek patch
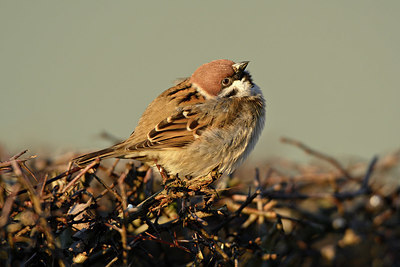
[224,89,237,98]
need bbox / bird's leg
[154,160,169,184]
[210,170,222,181]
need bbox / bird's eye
[221,78,232,87]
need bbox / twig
[220,198,276,219]
[11,160,59,251]
[334,156,378,200]
[126,189,164,222]
[0,150,36,170]
[37,173,48,197]
[118,171,129,266]
[197,227,229,261]
[105,256,119,267]
[92,173,122,202]
[213,190,260,232]
[281,137,353,179]
[62,160,99,194]
[0,183,21,228]
[17,166,81,195]
[361,156,378,189]
[10,149,29,160]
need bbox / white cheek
[224,79,253,97]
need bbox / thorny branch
[281,136,354,179]
[0,141,399,266]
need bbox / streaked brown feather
[122,79,205,146]
[126,105,213,151]
[73,147,117,166]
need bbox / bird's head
[190,59,256,99]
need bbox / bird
[73,59,265,179]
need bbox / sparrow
[74,59,265,179]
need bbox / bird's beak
[232,61,249,73]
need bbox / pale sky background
[1,1,399,163]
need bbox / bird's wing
[126,106,212,150]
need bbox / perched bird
[74,59,265,178]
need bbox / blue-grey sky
[1,1,399,162]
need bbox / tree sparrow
[74,59,265,178]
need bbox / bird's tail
[73,147,122,167]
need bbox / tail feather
[73,147,119,166]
